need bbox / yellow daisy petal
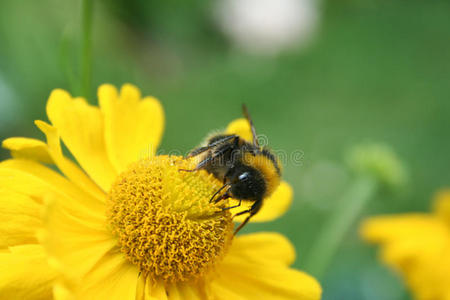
[35,120,105,202]
[143,279,168,300]
[0,159,104,222]
[362,214,450,271]
[360,214,449,244]
[76,252,139,300]
[380,233,449,271]
[232,181,293,223]
[0,245,57,300]
[227,232,296,266]
[166,282,203,300]
[136,276,146,300]
[361,206,450,300]
[213,255,322,300]
[46,88,117,191]
[165,285,182,300]
[210,232,320,300]
[43,194,116,281]
[2,137,53,164]
[410,253,450,300]
[136,278,168,300]
[225,118,253,142]
[0,188,42,248]
[207,282,246,300]
[433,189,450,224]
[53,283,76,300]
[99,84,164,173]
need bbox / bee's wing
[187,134,238,158]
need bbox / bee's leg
[186,135,238,158]
[222,198,242,210]
[233,200,262,217]
[233,199,262,235]
[178,168,198,172]
[214,191,232,204]
[209,183,231,203]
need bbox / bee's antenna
[242,104,259,147]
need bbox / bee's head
[225,163,266,201]
[239,150,281,199]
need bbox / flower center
[106,156,234,283]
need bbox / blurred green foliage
[0,0,449,299]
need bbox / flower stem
[305,175,378,279]
[80,0,93,99]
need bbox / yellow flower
[361,190,450,300]
[0,84,322,299]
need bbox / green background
[1,0,449,299]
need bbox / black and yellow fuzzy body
[182,105,282,235]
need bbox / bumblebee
[182,105,281,235]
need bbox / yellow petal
[211,232,321,300]
[380,233,449,271]
[76,252,139,300]
[53,283,76,300]
[0,159,105,222]
[35,120,105,202]
[361,214,450,274]
[0,245,57,300]
[207,282,246,300]
[2,137,53,164]
[165,285,182,300]
[225,118,253,143]
[228,232,296,266]
[136,276,146,300]
[360,214,449,244]
[361,213,450,300]
[213,255,321,300]
[99,84,165,173]
[42,194,116,281]
[147,279,168,300]
[137,276,204,300]
[136,277,167,300]
[232,181,293,223]
[166,282,203,300]
[46,88,117,191]
[0,188,42,248]
[402,252,450,300]
[433,189,450,224]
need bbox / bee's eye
[238,172,250,181]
